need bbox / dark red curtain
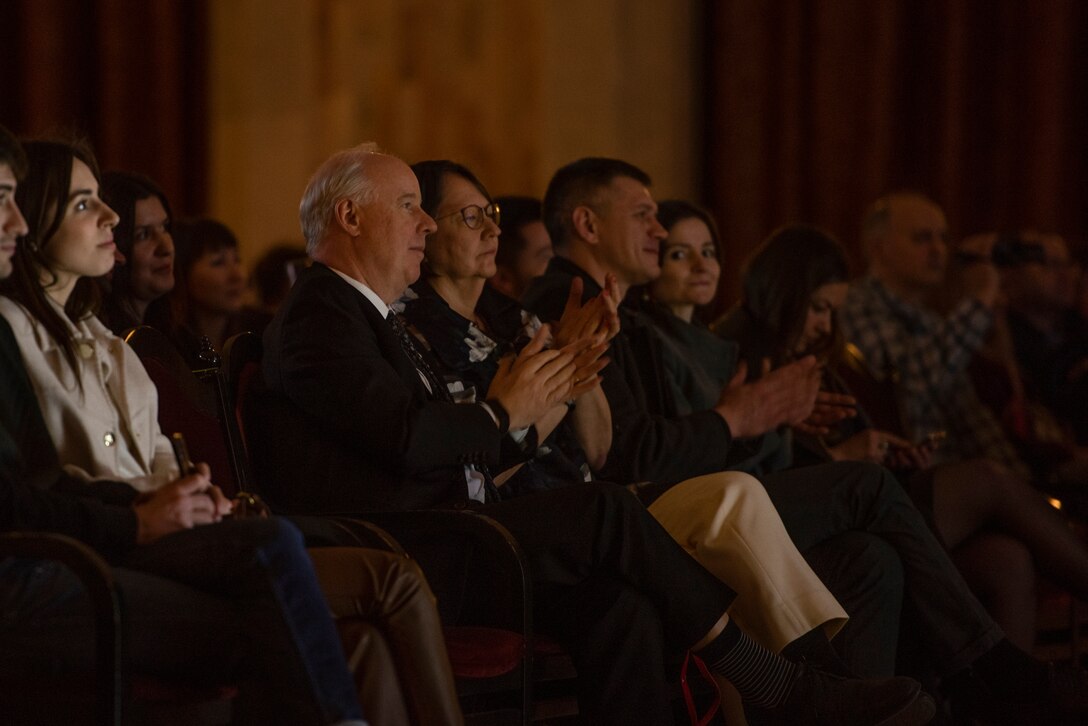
[703,0,1088,309]
[0,0,208,215]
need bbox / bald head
[300,144,436,302]
[862,192,949,299]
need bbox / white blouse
[0,296,178,492]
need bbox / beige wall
[208,0,703,266]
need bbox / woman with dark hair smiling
[98,170,175,334]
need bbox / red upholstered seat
[444,626,526,679]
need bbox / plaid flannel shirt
[839,276,1029,478]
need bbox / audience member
[522,159,1088,719]
[720,224,1088,651]
[490,195,552,299]
[0,126,365,726]
[239,241,309,334]
[838,192,1029,478]
[400,159,852,666]
[252,142,931,725]
[156,216,246,364]
[403,162,614,491]
[0,134,462,726]
[97,170,175,334]
[999,231,1088,446]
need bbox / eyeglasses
[435,202,501,230]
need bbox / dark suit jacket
[522,257,735,488]
[0,315,139,560]
[256,263,505,512]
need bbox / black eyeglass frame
[434,202,501,230]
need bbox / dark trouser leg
[803,531,904,677]
[762,461,1002,676]
[480,482,735,719]
[538,575,673,725]
[481,482,735,649]
[121,518,361,724]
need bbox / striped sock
[698,620,801,708]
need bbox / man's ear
[571,205,598,245]
[333,198,362,236]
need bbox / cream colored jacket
[0,296,178,492]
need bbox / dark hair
[494,196,542,268]
[655,199,721,265]
[0,138,105,377]
[100,171,172,271]
[98,171,173,330]
[252,242,307,308]
[543,157,651,248]
[160,217,239,333]
[410,160,492,219]
[737,225,850,366]
[410,160,493,279]
[0,124,27,179]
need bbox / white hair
[299,142,383,253]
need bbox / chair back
[125,326,243,497]
[222,332,263,459]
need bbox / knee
[953,534,1035,599]
[689,470,770,511]
[826,531,905,599]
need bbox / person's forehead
[0,162,15,183]
[1039,234,1069,260]
[891,196,945,230]
[604,175,654,206]
[668,217,712,242]
[369,154,418,197]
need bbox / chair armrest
[0,532,123,725]
[287,514,408,554]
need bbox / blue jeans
[0,517,361,725]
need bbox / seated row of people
[97,170,304,365]
[0,130,459,725]
[2,123,1087,724]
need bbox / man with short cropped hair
[524,159,1088,721]
[255,142,933,725]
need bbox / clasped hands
[488,275,619,431]
[133,462,233,545]
[715,357,856,439]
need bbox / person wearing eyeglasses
[397,160,614,492]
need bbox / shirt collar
[327,265,391,318]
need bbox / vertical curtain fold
[704,0,1088,310]
[0,0,208,215]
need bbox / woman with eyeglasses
[397,160,616,494]
[399,161,866,687]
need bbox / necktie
[387,311,499,502]
[387,311,452,401]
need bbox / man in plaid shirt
[838,191,1029,478]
